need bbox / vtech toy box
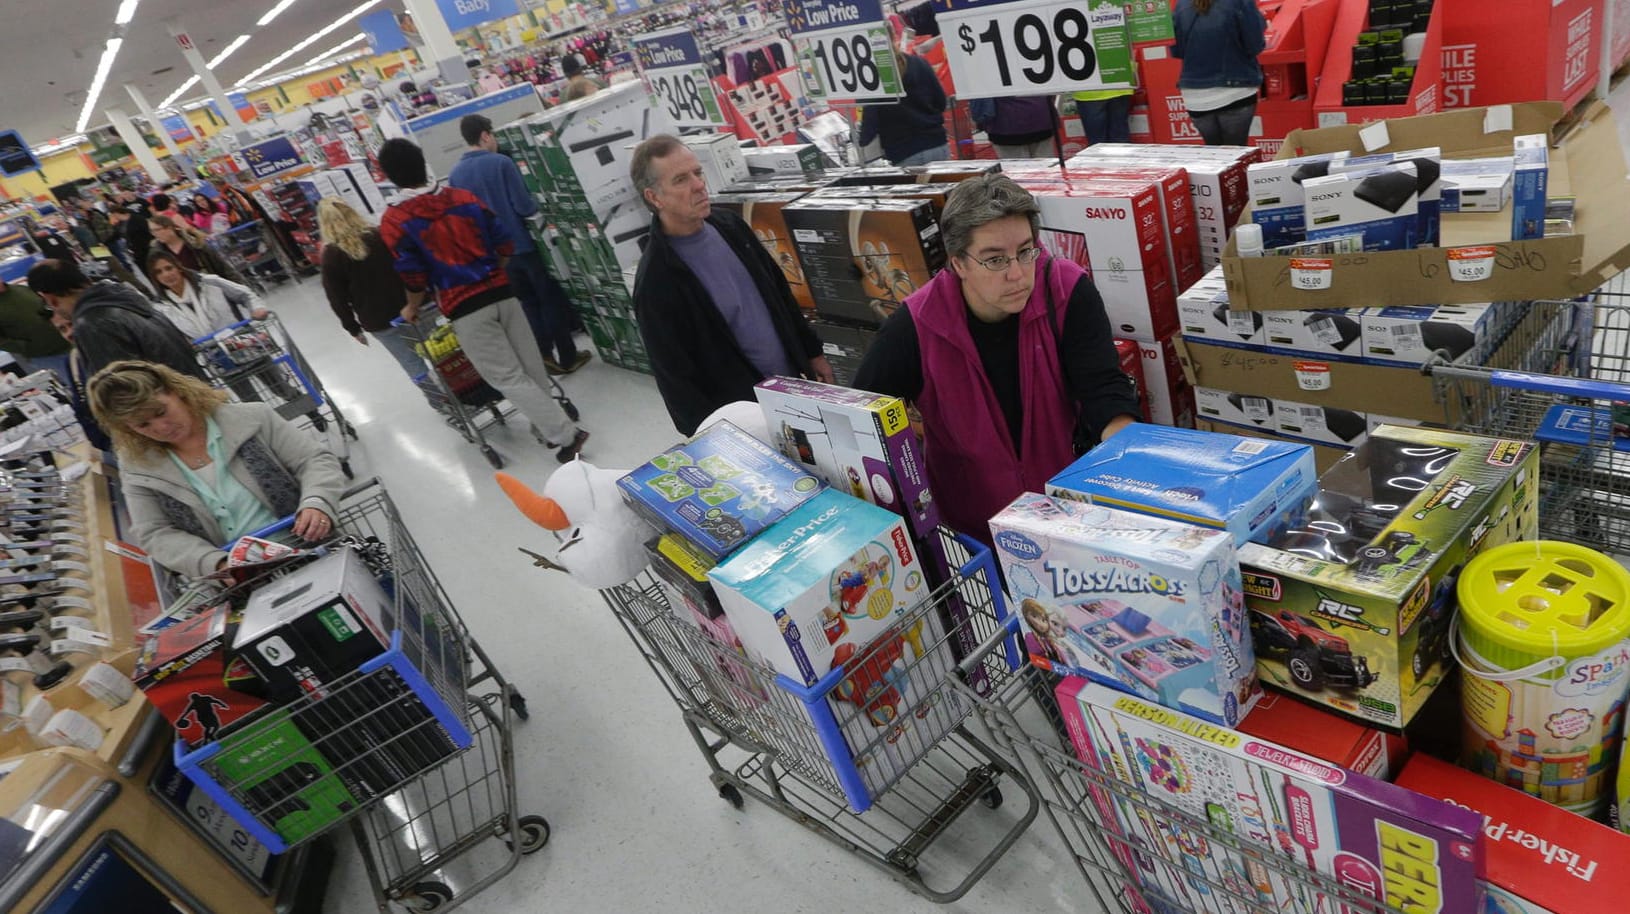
[990,493,1259,726]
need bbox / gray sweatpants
[451,298,576,445]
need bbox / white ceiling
[0,0,370,147]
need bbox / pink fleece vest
[909,253,1082,539]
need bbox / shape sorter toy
[990,492,1259,727]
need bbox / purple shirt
[669,223,794,379]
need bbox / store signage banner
[1125,0,1174,44]
[238,136,305,180]
[435,0,521,32]
[632,28,727,128]
[612,0,641,14]
[0,131,41,177]
[784,0,904,103]
[160,115,195,144]
[934,0,1134,99]
[208,92,257,124]
[360,10,412,54]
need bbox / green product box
[1239,425,1539,729]
[212,718,359,846]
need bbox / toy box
[1397,753,1630,914]
[1047,424,1317,547]
[1239,425,1540,729]
[135,602,270,750]
[619,421,826,560]
[645,533,723,619]
[990,493,1259,726]
[1239,689,1407,779]
[1058,677,1487,914]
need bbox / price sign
[785,0,904,103]
[934,0,1135,100]
[632,28,727,128]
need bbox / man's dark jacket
[72,281,206,378]
[633,209,821,436]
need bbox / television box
[134,602,270,750]
[619,421,826,560]
[1359,303,1501,366]
[234,549,392,702]
[1440,157,1513,213]
[1057,677,1486,914]
[1072,143,1260,269]
[741,143,823,177]
[1239,688,1406,778]
[680,132,750,193]
[1178,267,1262,346]
[709,190,813,310]
[1112,339,1151,422]
[1302,162,1420,251]
[1396,753,1630,914]
[1031,176,1178,342]
[1247,151,1342,247]
[1512,133,1549,241]
[990,493,1259,726]
[1332,146,1443,244]
[1136,334,1196,428]
[782,197,944,328]
[1240,425,1539,729]
[1065,162,1205,292]
[1260,307,1366,358]
[1047,424,1317,547]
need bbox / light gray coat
[120,401,345,577]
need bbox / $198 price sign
[938,0,1135,100]
[795,25,903,103]
[648,65,725,128]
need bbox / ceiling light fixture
[74,36,124,133]
[158,74,200,109]
[207,34,252,69]
[256,0,300,27]
[113,0,140,25]
[303,32,367,67]
[235,0,380,86]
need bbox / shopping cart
[396,314,580,471]
[166,479,545,913]
[214,220,297,294]
[596,527,1038,902]
[193,312,358,478]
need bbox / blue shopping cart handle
[192,317,262,346]
[1490,369,1630,401]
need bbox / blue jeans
[895,145,949,167]
[1076,95,1132,145]
[506,250,579,365]
[369,322,429,381]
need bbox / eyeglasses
[965,247,1043,272]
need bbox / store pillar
[400,0,472,84]
[103,107,170,184]
[124,84,185,161]
[167,22,253,145]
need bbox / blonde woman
[147,213,245,285]
[316,198,424,383]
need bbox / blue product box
[1046,425,1317,547]
[618,421,826,560]
[1247,152,1341,248]
[1332,146,1442,245]
[1512,134,1548,241]
[1302,162,1419,251]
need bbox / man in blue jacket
[449,114,589,374]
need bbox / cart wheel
[506,815,551,854]
[562,400,580,422]
[402,881,453,912]
[340,459,354,480]
[484,447,505,470]
[509,692,530,721]
[980,786,1004,810]
[718,783,745,809]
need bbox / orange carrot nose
[495,472,572,530]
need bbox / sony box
[1302,162,1420,251]
[1360,303,1502,366]
[1260,307,1367,358]
[1178,267,1262,346]
[1440,156,1514,213]
[1248,152,1343,247]
[1512,134,1549,240]
[1332,146,1443,244]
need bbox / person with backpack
[25,258,205,379]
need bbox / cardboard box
[1260,307,1367,358]
[808,318,875,386]
[1247,152,1342,247]
[1397,753,1630,914]
[990,493,1260,726]
[1056,677,1487,914]
[618,421,826,560]
[234,549,393,702]
[1031,177,1178,342]
[1302,161,1420,251]
[1064,162,1206,292]
[1221,102,1630,310]
[1047,423,1317,547]
[1440,156,1513,212]
[782,197,945,328]
[1136,335,1196,428]
[1240,425,1539,728]
[1072,144,1260,270]
[1512,133,1549,241]
[680,132,750,193]
[1359,302,1500,365]
[134,602,270,750]
[1239,689,1406,779]
[741,144,823,177]
[1178,268,1263,346]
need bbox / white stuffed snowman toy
[495,460,653,589]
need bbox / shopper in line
[1074,87,1135,146]
[49,310,111,451]
[187,193,228,234]
[630,135,833,436]
[25,258,205,379]
[853,174,1141,537]
[87,361,345,578]
[146,250,268,341]
[561,55,603,102]
[148,215,245,285]
[0,275,72,382]
[970,95,1057,159]
[316,198,430,386]
[450,114,589,375]
[856,17,948,166]
[1172,0,1267,146]
[376,138,590,463]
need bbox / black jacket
[72,281,206,379]
[321,233,409,334]
[633,209,822,436]
[857,54,949,164]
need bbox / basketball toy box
[990,492,1260,727]
[1238,425,1539,729]
[135,601,270,750]
[1058,678,1487,914]
[619,421,826,561]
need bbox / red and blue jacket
[380,182,515,318]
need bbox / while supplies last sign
[785,0,904,103]
[932,0,1134,100]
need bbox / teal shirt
[169,417,280,543]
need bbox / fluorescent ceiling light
[113,0,140,25]
[236,0,379,86]
[75,36,124,133]
[304,32,367,67]
[257,0,299,27]
[208,34,252,69]
[159,74,200,109]
[34,134,87,157]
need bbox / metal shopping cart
[213,220,298,294]
[166,479,545,913]
[596,527,1038,903]
[193,313,358,478]
[397,315,580,470]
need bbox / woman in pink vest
[854,174,1141,539]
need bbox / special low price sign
[784,0,903,103]
[237,136,304,180]
[933,0,1135,100]
[632,28,727,129]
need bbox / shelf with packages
[1312,0,1446,125]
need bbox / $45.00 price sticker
[937,0,1135,100]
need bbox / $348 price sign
[796,25,902,103]
[648,65,724,128]
[938,0,1135,100]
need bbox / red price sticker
[1446,245,1496,282]
[1293,360,1331,391]
[1288,257,1334,291]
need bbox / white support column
[1600,0,1617,102]
[167,22,252,144]
[125,84,184,160]
[104,107,170,183]
[401,0,473,83]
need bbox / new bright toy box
[619,421,825,560]
[1058,677,1487,914]
[1239,425,1538,729]
[1047,424,1317,547]
[989,493,1260,727]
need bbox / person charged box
[782,197,945,328]
[135,602,271,750]
[1302,161,1420,251]
[1332,146,1442,244]
[1240,425,1539,729]
[1057,677,1487,914]
[1260,307,1366,357]
[619,421,826,561]
[1239,689,1406,778]
[1047,424,1317,547]
[234,549,393,702]
[1360,303,1502,366]
[1440,156,1513,213]
[1396,753,1630,914]
[1178,267,1262,346]
[1512,134,1549,240]
[990,493,1260,726]
[1247,152,1343,247]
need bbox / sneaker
[557,351,592,375]
[542,356,564,374]
[555,429,590,463]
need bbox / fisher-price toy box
[1238,425,1539,729]
[619,421,825,561]
[1397,754,1630,914]
[1057,677,1487,914]
[1046,424,1317,548]
[989,492,1260,727]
